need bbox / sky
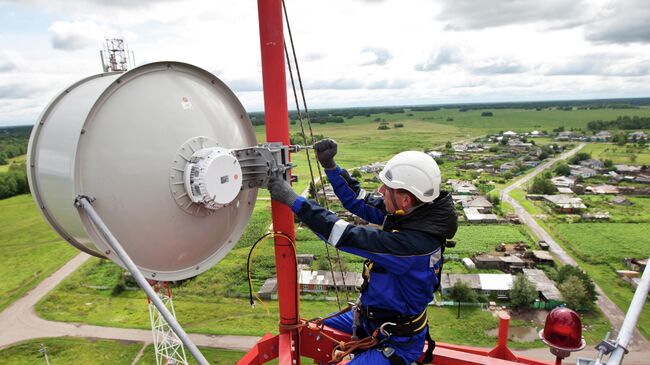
[1,0,650,126]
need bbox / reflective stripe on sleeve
[356,188,367,200]
[328,219,350,247]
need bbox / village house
[523,269,563,306]
[615,164,642,175]
[426,150,444,159]
[503,131,518,137]
[508,138,533,150]
[627,131,648,141]
[441,273,513,300]
[543,194,587,213]
[555,131,583,141]
[463,208,498,223]
[551,176,576,188]
[499,161,518,173]
[528,130,544,137]
[556,186,574,194]
[298,270,363,293]
[569,165,598,178]
[450,180,478,195]
[461,195,493,213]
[472,254,526,273]
[522,160,540,168]
[359,162,385,173]
[527,250,555,265]
[460,162,484,170]
[591,130,612,142]
[635,174,650,184]
[579,159,604,170]
[585,184,619,195]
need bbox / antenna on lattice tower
[100,37,136,72]
[147,281,188,365]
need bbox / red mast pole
[257,1,300,364]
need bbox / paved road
[500,142,647,349]
[0,252,259,352]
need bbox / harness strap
[417,326,436,365]
[365,307,428,337]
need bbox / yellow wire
[247,231,299,318]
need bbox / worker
[267,139,457,365]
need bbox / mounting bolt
[105,250,111,255]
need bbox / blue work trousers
[324,311,425,364]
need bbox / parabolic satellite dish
[27,62,258,281]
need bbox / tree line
[0,162,29,199]
[587,116,650,131]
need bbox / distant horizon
[3,95,650,129]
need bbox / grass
[509,188,548,216]
[0,154,26,172]
[450,224,533,257]
[549,223,650,338]
[580,143,650,165]
[135,345,246,365]
[0,194,77,311]
[6,109,648,358]
[580,195,650,223]
[0,337,143,365]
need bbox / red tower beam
[255,0,300,364]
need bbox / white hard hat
[378,151,441,202]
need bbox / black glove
[313,138,338,169]
[267,176,299,207]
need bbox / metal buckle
[379,322,396,337]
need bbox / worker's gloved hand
[267,176,299,207]
[314,138,338,169]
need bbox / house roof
[478,274,513,291]
[523,269,562,301]
[556,187,574,194]
[615,165,641,173]
[441,273,481,290]
[551,176,576,185]
[462,196,493,209]
[543,194,586,209]
[586,184,619,194]
[531,250,554,261]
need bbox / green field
[4,107,648,359]
[0,154,26,173]
[0,195,77,311]
[450,224,533,257]
[0,337,253,365]
[550,223,650,338]
[580,143,650,164]
[0,337,143,365]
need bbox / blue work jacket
[290,165,457,318]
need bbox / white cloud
[1,0,650,127]
[49,21,105,51]
[415,45,463,71]
[359,47,392,66]
[585,0,650,44]
[437,0,591,30]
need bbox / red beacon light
[539,307,586,363]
